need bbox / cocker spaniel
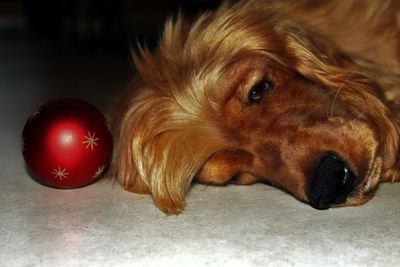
[112,0,400,214]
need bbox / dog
[111,0,400,214]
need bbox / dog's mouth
[342,157,383,207]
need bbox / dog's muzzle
[308,152,356,210]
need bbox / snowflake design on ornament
[93,165,106,178]
[30,109,41,120]
[52,166,70,180]
[82,131,99,151]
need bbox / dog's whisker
[330,73,353,118]
[351,113,363,123]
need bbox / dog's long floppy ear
[112,86,226,214]
[284,25,400,182]
[112,48,228,215]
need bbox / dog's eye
[248,79,273,103]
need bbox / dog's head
[112,2,400,214]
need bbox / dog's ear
[284,26,400,182]
[111,81,151,196]
[112,80,227,214]
[283,25,354,82]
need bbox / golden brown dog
[112,0,400,214]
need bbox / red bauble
[21,98,113,189]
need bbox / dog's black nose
[308,152,356,210]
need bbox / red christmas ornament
[21,98,113,189]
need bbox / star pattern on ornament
[105,119,111,132]
[82,131,99,151]
[93,165,106,178]
[52,166,70,180]
[30,109,41,120]
[21,136,25,152]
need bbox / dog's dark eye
[248,79,273,103]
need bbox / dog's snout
[308,152,356,210]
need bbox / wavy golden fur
[112,0,400,214]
